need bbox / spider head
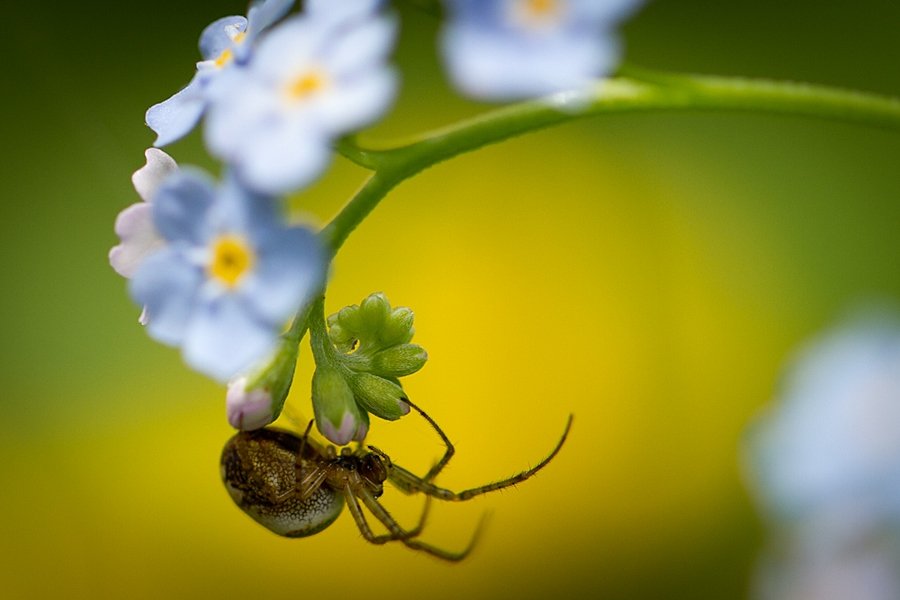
[359,452,389,496]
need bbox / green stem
[327,67,900,255]
[307,295,334,365]
[320,171,400,256]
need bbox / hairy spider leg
[405,399,456,483]
[366,495,433,544]
[385,414,572,501]
[343,484,484,562]
[279,420,331,503]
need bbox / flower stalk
[327,66,900,254]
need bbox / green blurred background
[2,1,899,598]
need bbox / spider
[220,400,573,561]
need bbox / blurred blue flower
[746,314,900,600]
[146,0,295,147]
[440,0,641,101]
[204,7,398,194]
[747,316,900,531]
[754,535,900,600]
[110,148,179,324]
[129,169,325,382]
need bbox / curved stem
[307,295,336,367]
[327,67,900,255]
[320,171,400,256]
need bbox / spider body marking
[221,401,573,560]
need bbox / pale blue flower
[746,315,900,531]
[129,170,325,382]
[746,315,900,599]
[146,0,295,147]
[440,0,641,101]
[754,537,900,600]
[110,148,179,325]
[204,7,398,194]
[110,149,178,279]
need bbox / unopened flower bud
[371,343,428,378]
[359,292,391,332]
[229,339,299,430]
[313,366,369,445]
[327,322,356,353]
[381,307,415,346]
[349,372,411,421]
[336,305,363,331]
[226,377,276,431]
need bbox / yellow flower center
[285,70,328,102]
[511,0,563,27]
[209,235,254,287]
[214,48,234,68]
[524,0,559,16]
[213,32,247,69]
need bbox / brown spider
[220,400,573,561]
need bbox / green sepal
[371,344,428,378]
[348,372,411,421]
[381,307,415,346]
[312,366,368,445]
[245,338,299,421]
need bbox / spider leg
[342,485,426,543]
[293,462,329,502]
[405,399,455,482]
[356,487,482,562]
[387,414,572,501]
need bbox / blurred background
[2,0,899,598]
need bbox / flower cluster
[111,0,642,437]
[745,315,900,599]
[148,0,398,195]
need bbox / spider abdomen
[221,429,345,537]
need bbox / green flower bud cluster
[327,292,428,378]
[312,293,428,445]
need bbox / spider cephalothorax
[221,401,572,560]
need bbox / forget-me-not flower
[746,315,900,534]
[129,169,326,382]
[110,148,179,324]
[746,314,900,599]
[440,0,641,101]
[110,148,178,279]
[204,6,398,194]
[146,0,295,147]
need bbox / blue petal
[306,0,383,22]
[146,75,206,147]
[212,171,281,236]
[152,169,217,245]
[199,16,248,60]
[441,23,617,100]
[243,226,326,325]
[247,0,295,35]
[182,292,279,382]
[235,119,332,195]
[327,13,398,76]
[129,248,202,347]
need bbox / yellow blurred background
[1,1,899,598]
